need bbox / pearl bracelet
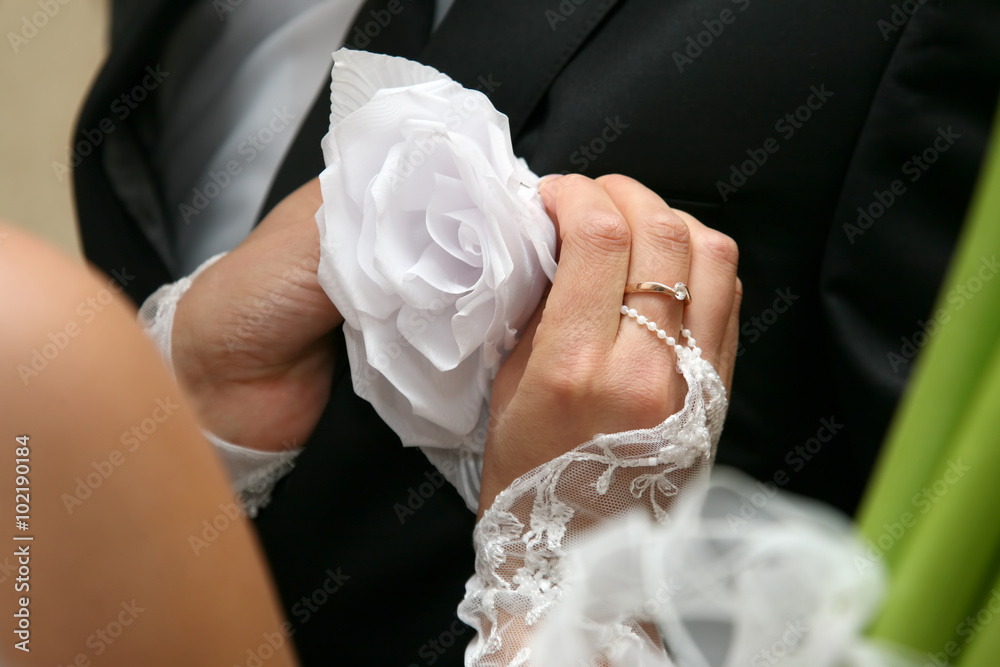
[620,305,701,356]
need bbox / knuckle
[558,173,594,193]
[595,173,637,192]
[569,211,631,256]
[702,231,740,270]
[537,372,584,405]
[537,350,604,402]
[622,384,668,417]
[643,211,690,254]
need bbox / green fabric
[857,102,1000,664]
[954,570,1000,666]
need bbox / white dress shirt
[154,0,454,275]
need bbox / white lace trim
[137,252,227,379]
[205,432,300,518]
[136,253,302,516]
[460,342,728,665]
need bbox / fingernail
[539,174,563,210]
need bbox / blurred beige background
[0,0,109,260]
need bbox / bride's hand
[171,179,343,451]
[478,174,741,516]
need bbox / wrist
[172,289,333,451]
[170,279,241,442]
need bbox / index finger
[538,175,631,350]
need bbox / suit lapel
[258,0,623,222]
[78,0,196,124]
[74,0,201,303]
[420,0,623,137]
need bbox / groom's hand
[171,179,344,451]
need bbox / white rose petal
[315,49,557,507]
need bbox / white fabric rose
[315,49,557,507]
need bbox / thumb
[491,292,547,415]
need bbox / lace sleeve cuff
[136,253,226,379]
[458,336,728,665]
[203,431,301,518]
[136,253,302,517]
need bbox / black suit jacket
[74,1,1000,664]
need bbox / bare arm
[0,221,297,666]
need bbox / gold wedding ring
[624,281,691,304]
